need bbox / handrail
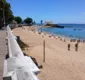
[3,25,40,80]
[7,26,24,58]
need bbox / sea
[37,24,85,40]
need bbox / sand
[13,26,85,80]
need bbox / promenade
[0,30,7,80]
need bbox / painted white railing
[3,25,40,80]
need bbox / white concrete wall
[3,25,40,80]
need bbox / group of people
[68,43,78,51]
[21,27,84,53]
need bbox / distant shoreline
[24,25,85,43]
[34,25,85,41]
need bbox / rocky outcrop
[45,23,64,28]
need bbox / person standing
[68,44,70,51]
[75,43,78,51]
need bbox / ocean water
[38,24,85,40]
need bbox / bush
[24,17,33,24]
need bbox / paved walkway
[0,30,7,80]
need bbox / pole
[2,0,5,27]
[43,40,45,62]
[3,8,5,27]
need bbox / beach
[13,26,85,80]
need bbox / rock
[45,23,64,28]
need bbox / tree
[32,21,36,25]
[0,0,14,28]
[24,17,33,24]
[14,16,22,24]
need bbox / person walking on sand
[68,44,70,51]
[75,43,78,51]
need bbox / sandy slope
[13,26,85,80]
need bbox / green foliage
[14,16,22,24]
[32,21,36,24]
[0,0,14,28]
[24,17,33,24]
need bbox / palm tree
[0,0,13,28]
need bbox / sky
[7,0,85,24]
